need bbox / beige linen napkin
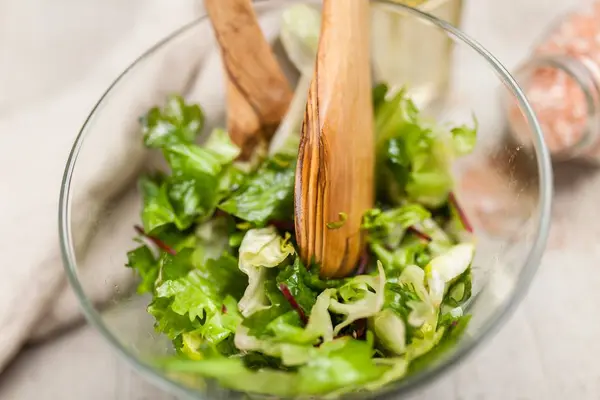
[0,0,204,370]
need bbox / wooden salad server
[204,0,293,159]
[294,0,374,278]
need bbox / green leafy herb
[294,338,391,395]
[198,296,243,346]
[155,253,245,323]
[451,117,478,156]
[384,282,420,324]
[141,95,204,148]
[196,254,247,300]
[303,266,349,291]
[193,216,234,265]
[276,257,318,315]
[443,267,473,308]
[242,304,291,337]
[363,204,431,248]
[148,297,198,340]
[139,124,241,233]
[156,271,222,321]
[156,248,195,284]
[218,153,296,226]
[140,175,179,233]
[126,245,158,294]
[374,85,477,208]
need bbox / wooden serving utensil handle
[204,0,293,159]
[295,0,374,278]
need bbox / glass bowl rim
[59,1,553,398]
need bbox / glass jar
[508,1,600,162]
[371,0,464,110]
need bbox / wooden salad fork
[294,0,374,278]
[204,0,293,159]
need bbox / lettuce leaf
[161,356,298,396]
[218,153,296,226]
[178,296,242,360]
[141,95,204,148]
[329,263,386,335]
[140,175,180,233]
[127,223,208,294]
[295,338,390,395]
[155,253,245,322]
[268,288,335,345]
[398,265,438,329]
[193,216,233,265]
[234,325,310,366]
[147,297,198,340]
[155,248,196,285]
[162,335,408,396]
[139,99,242,233]
[195,253,247,301]
[156,270,222,321]
[370,237,430,274]
[237,227,295,317]
[443,268,473,308]
[425,243,475,307]
[171,337,391,395]
[451,119,478,156]
[409,315,470,373]
[198,296,243,345]
[416,217,455,256]
[242,303,291,337]
[363,357,409,391]
[233,289,334,365]
[126,245,158,294]
[163,144,226,178]
[203,128,243,164]
[374,85,477,208]
[363,204,431,248]
[276,257,318,315]
[371,308,407,355]
[383,282,420,328]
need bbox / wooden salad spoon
[295,0,374,278]
[204,0,293,159]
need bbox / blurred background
[0,0,598,399]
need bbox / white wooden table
[2,0,600,399]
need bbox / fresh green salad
[126,84,477,397]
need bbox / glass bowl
[59,1,552,398]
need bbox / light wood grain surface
[2,0,599,399]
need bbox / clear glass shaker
[508,1,600,163]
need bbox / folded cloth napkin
[0,0,204,371]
